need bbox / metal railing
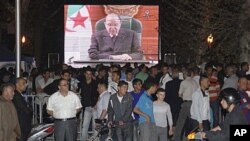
[23,94,50,124]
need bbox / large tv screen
[64,5,159,66]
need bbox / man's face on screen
[105,14,121,36]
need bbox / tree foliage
[161,0,248,63]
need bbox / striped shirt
[208,77,220,101]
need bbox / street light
[207,33,213,48]
[21,36,26,44]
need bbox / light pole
[16,0,21,77]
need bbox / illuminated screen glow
[64,5,159,65]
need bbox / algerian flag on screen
[64,5,92,64]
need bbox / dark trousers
[17,118,32,141]
[17,128,31,141]
[54,119,77,141]
[210,100,220,127]
[187,118,210,134]
[100,133,108,141]
[173,101,192,141]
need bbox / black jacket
[205,105,248,141]
[12,91,33,141]
[79,79,98,108]
[43,79,60,95]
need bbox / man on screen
[88,13,143,60]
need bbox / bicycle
[87,119,114,141]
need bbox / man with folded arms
[47,78,82,141]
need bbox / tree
[161,0,248,63]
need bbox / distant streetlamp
[207,33,213,48]
[21,36,26,44]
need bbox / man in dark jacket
[80,67,99,141]
[88,13,143,60]
[165,69,182,128]
[12,77,33,141]
[107,80,134,141]
[201,88,248,141]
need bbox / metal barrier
[23,94,50,124]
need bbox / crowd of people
[0,60,250,141]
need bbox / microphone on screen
[68,56,74,64]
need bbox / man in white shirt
[159,64,172,89]
[36,69,54,93]
[222,65,239,90]
[190,74,211,132]
[174,68,198,141]
[47,78,82,141]
[35,69,54,106]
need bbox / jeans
[81,107,97,141]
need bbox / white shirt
[125,80,134,92]
[37,77,54,89]
[190,89,210,123]
[108,81,118,95]
[222,74,239,90]
[96,91,110,118]
[159,73,172,89]
[117,95,123,103]
[47,91,82,119]
[35,75,43,89]
[192,75,200,86]
[179,77,199,101]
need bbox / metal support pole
[15,0,21,77]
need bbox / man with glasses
[88,13,143,60]
[47,78,82,141]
